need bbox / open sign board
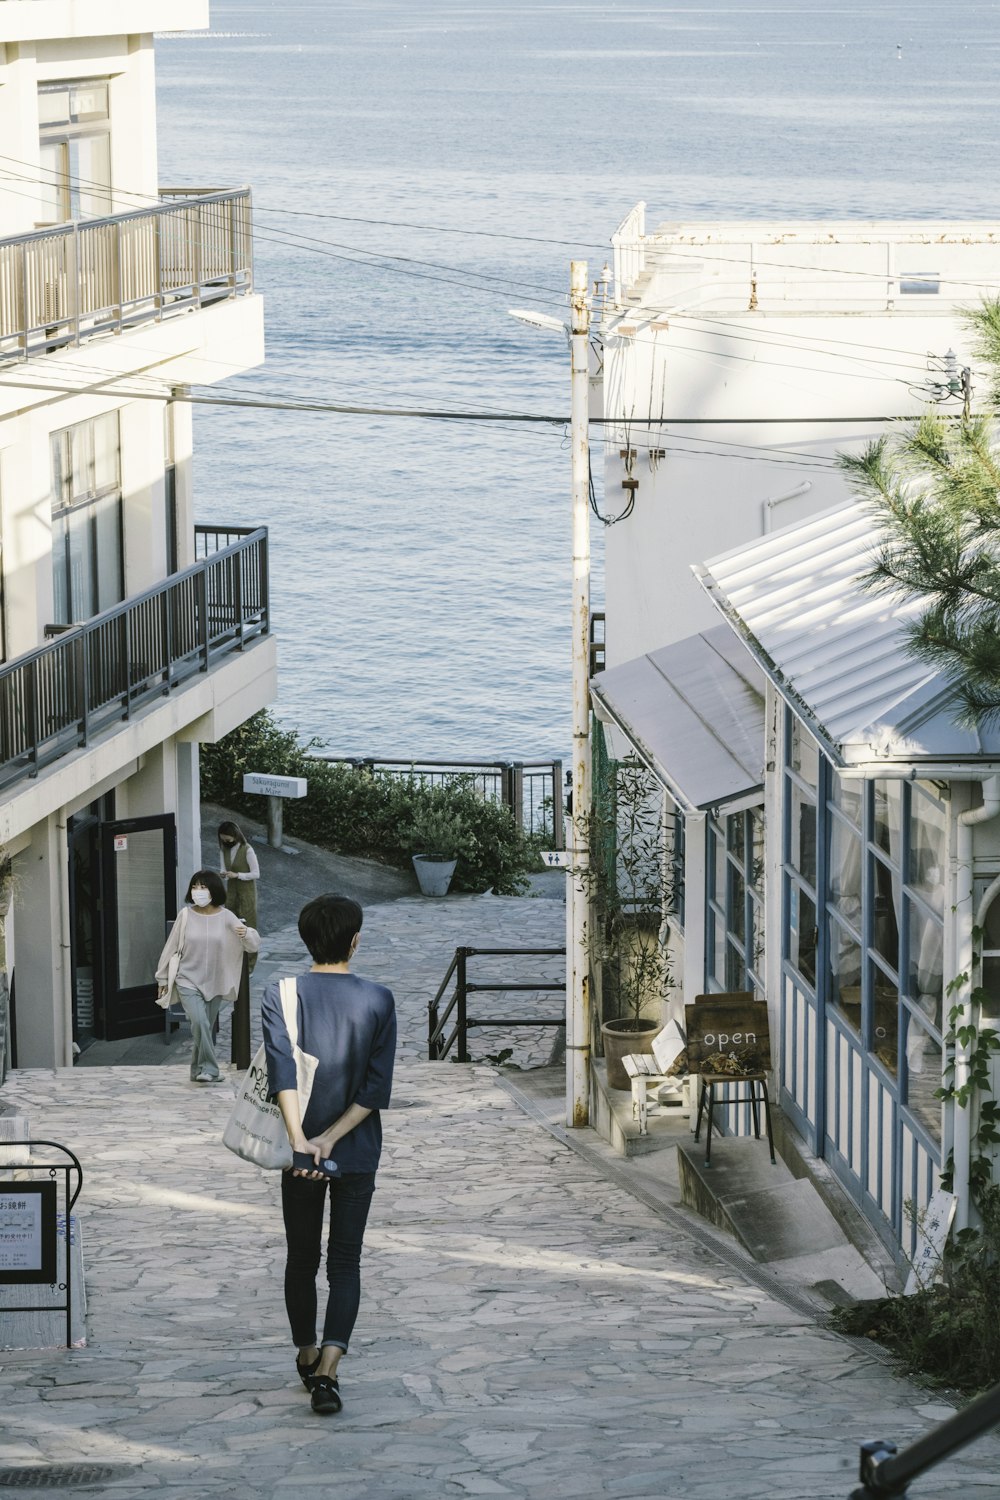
[684,998,771,1077]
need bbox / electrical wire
[0,161,570,307]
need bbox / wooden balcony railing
[0,188,253,362]
[0,525,268,794]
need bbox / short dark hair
[185,869,227,907]
[298,894,363,963]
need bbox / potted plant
[590,755,674,1089]
[406,803,476,897]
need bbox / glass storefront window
[829,814,862,930]
[870,961,899,1074]
[909,785,946,915]
[790,782,817,887]
[790,719,819,791]
[789,882,817,986]
[749,806,765,892]
[707,808,765,995]
[905,1015,942,1142]
[871,853,900,976]
[830,775,863,828]
[907,902,944,1032]
[873,780,903,860]
[828,914,862,1034]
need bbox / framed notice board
[0,1181,57,1284]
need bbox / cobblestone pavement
[5,889,1000,1496]
[3,1063,999,1499]
[236,891,568,1068]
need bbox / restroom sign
[113,835,128,852]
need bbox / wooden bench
[622,1020,687,1134]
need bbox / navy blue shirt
[261,971,396,1174]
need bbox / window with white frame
[50,412,123,625]
[706,805,765,997]
[37,80,111,225]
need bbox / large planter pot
[601,1017,659,1090]
[412,854,458,897]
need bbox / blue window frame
[705,805,764,997]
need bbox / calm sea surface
[155,1,1000,759]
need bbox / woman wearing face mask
[156,870,260,1083]
[218,820,259,971]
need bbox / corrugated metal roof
[694,501,1000,766]
[590,625,766,811]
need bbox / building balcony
[0,188,253,363]
[0,524,269,796]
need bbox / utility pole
[567,260,592,1128]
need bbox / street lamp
[509,261,592,1129]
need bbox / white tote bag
[222,977,318,1170]
[156,907,189,1010]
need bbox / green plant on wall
[936,941,1000,1200]
[590,722,675,1028]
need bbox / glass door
[99,815,176,1039]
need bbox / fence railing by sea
[311,755,565,847]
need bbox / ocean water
[155,0,1000,759]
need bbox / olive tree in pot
[590,755,675,1089]
[406,802,477,897]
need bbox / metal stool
[694,1073,775,1166]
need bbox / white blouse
[156,907,260,1002]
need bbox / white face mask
[191,888,212,907]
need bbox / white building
[593,208,1000,1258]
[600,204,1000,667]
[0,2,276,1069]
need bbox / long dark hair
[218,820,249,848]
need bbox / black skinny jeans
[281,1169,377,1352]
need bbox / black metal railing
[315,756,565,846]
[851,1380,1000,1496]
[0,188,253,362]
[0,526,268,793]
[428,945,566,1061]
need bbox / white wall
[602,240,1000,666]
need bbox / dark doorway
[99,814,177,1040]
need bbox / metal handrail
[0,187,253,361]
[0,526,268,793]
[428,945,566,1062]
[851,1382,1000,1496]
[315,756,565,846]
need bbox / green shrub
[830,1185,1000,1394]
[200,711,533,895]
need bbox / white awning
[695,500,1000,770]
[590,625,766,812]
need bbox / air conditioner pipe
[953,774,1000,1229]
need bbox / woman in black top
[262,893,396,1416]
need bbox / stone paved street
[3,883,1000,1496]
[3,1062,999,1498]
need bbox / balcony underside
[0,526,275,843]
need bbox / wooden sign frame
[684,998,771,1077]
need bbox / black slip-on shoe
[296,1352,321,1391]
[311,1376,342,1415]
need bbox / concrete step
[678,1138,848,1261]
[589,1060,691,1157]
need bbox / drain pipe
[761,480,811,534]
[954,775,1000,1229]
